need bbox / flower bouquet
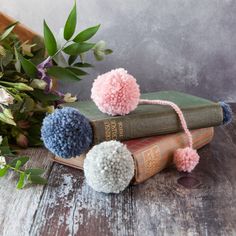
[0,2,112,188]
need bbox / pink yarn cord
[139,99,193,148]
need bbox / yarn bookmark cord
[139,99,193,148]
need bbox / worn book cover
[62,91,222,144]
[53,127,214,184]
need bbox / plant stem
[51,41,71,59]
[5,164,25,174]
[0,81,14,86]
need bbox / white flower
[0,88,14,106]
[63,93,77,103]
[0,156,6,169]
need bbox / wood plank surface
[0,148,53,236]
[30,105,236,236]
[1,105,236,236]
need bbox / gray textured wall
[1,0,236,101]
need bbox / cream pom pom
[84,141,135,193]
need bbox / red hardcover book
[53,127,214,184]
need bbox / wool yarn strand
[139,99,193,148]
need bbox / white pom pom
[84,141,134,193]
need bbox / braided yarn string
[139,99,193,148]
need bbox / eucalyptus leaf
[17,52,37,78]
[73,24,100,42]
[0,22,17,41]
[104,49,113,55]
[43,20,57,56]
[17,172,26,189]
[63,42,95,55]
[94,40,106,51]
[29,175,47,185]
[64,1,77,40]
[94,50,105,61]
[47,66,81,81]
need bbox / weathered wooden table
[1,105,236,236]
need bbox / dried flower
[0,88,14,106]
[21,41,36,57]
[63,93,77,103]
[37,57,53,92]
[16,133,28,148]
[46,106,55,113]
[17,120,30,129]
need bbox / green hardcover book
[63,91,223,144]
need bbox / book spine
[91,104,221,144]
[132,127,214,184]
[53,154,86,170]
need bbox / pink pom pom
[173,147,200,172]
[91,68,140,116]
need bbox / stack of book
[53,91,223,184]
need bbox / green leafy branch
[1,1,112,84]
[0,156,47,189]
[0,0,113,190]
[42,1,112,81]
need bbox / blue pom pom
[41,107,93,158]
[219,102,233,125]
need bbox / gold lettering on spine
[142,146,161,177]
[111,120,117,139]
[118,121,124,138]
[104,121,111,141]
[103,120,124,141]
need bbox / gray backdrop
[1,0,236,101]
